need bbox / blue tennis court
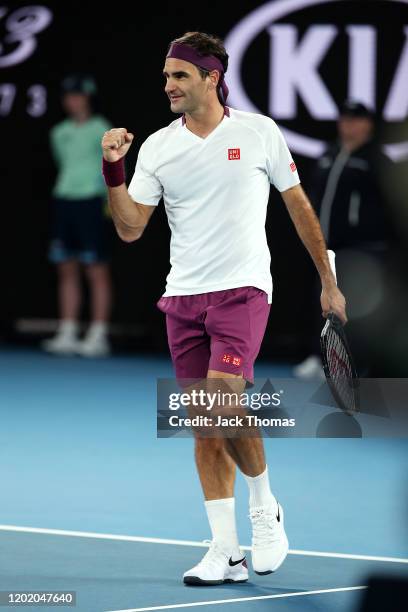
[0,349,407,612]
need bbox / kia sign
[225,0,408,160]
[0,5,52,68]
[0,6,53,118]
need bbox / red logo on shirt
[222,354,242,366]
[228,148,240,160]
[290,161,297,172]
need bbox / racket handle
[327,249,337,284]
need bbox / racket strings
[324,325,355,412]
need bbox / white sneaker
[293,355,325,380]
[76,334,110,357]
[183,542,248,585]
[41,334,79,355]
[250,502,289,575]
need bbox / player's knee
[195,436,225,455]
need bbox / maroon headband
[166,42,229,104]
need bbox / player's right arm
[102,128,155,242]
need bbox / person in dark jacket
[315,101,392,251]
[294,100,394,378]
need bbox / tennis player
[101,32,347,585]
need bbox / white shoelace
[197,541,229,572]
[250,506,280,548]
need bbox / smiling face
[163,57,219,114]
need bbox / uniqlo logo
[290,161,297,172]
[222,354,242,366]
[228,148,240,160]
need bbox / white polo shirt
[128,108,300,303]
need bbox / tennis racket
[320,313,359,415]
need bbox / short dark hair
[169,31,229,79]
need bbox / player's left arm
[281,184,347,324]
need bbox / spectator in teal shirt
[43,74,113,357]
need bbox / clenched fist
[102,128,134,162]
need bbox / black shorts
[48,196,110,264]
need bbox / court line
[105,585,368,612]
[0,524,407,564]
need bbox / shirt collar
[181,106,230,126]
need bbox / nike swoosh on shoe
[228,556,246,567]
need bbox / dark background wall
[1,0,407,359]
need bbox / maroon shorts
[157,286,270,384]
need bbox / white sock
[86,321,108,339]
[244,466,277,510]
[57,320,79,339]
[205,498,241,559]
